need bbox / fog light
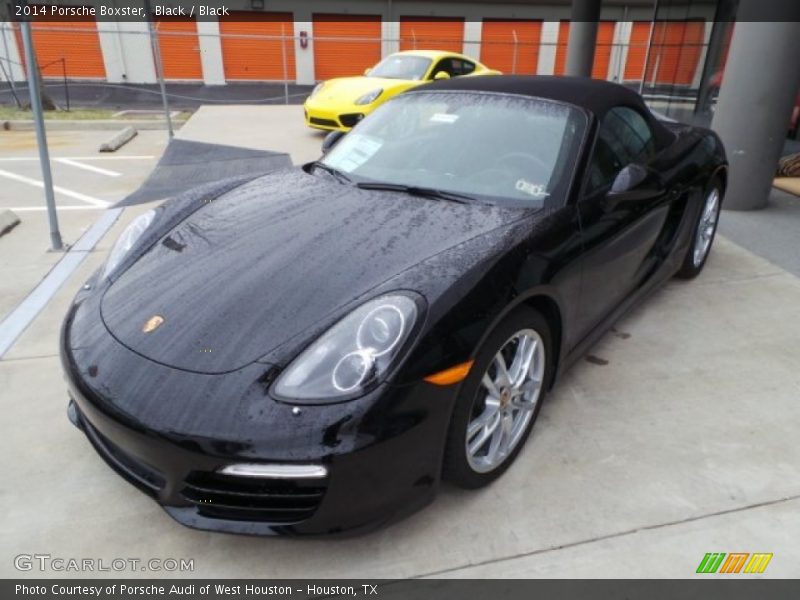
[67,399,81,429]
[218,463,328,479]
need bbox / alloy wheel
[465,329,545,473]
[693,188,720,267]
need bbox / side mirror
[321,130,346,154]
[610,163,649,195]
[433,71,451,80]
[363,68,371,76]
[607,163,663,203]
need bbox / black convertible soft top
[418,74,675,149]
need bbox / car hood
[100,168,524,374]
[315,76,419,102]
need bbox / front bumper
[61,296,457,536]
[303,98,369,132]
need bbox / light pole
[19,15,62,251]
[143,0,174,139]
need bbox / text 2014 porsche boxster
[62,76,727,536]
[303,50,500,131]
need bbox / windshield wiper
[356,181,473,204]
[311,161,353,185]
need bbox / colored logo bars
[696,552,773,574]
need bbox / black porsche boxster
[62,76,727,536]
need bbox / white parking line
[9,206,104,212]
[0,155,155,161]
[68,155,155,161]
[0,169,110,208]
[56,158,121,177]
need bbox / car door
[451,58,477,76]
[430,57,476,79]
[574,106,672,338]
[430,58,457,79]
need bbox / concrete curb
[99,126,138,153]
[0,208,122,357]
[1,119,184,132]
[0,209,21,237]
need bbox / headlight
[273,293,422,403]
[354,88,383,105]
[103,209,156,279]
[309,83,324,98]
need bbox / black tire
[442,306,553,489]
[675,178,723,280]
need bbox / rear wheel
[676,179,722,279]
[442,307,552,489]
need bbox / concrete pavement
[718,187,800,278]
[176,104,325,165]
[1,106,799,579]
[0,130,165,329]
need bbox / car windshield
[321,91,587,207]
[369,55,432,80]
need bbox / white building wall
[537,21,560,76]
[97,21,126,83]
[197,18,226,85]
[115,20,157,83]
[381,21,400,57]
[381,1,399,57]
[289,4,315,85]
[610,20,633,82]
[0,21,25,82]
[462,20,482,60]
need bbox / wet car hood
[100,168,526,374]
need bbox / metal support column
[565,0,602,78]
[693,0,737,115]
[712,13,800,210]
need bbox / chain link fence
[0,20,719,121]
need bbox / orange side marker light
[423,360,474,386]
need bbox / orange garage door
[480,19,542,74]
[154,17,203,80]
[313,14,381,80]
[625,20,705,85]
[554,21,615,78]
[15,10,105,79]
[220,12,295,81]
[554,21,570,76]
[653,21,705,85]
[399,17,464,53]
[624,21,653,81]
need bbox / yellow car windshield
[322,91,587,208]
[369,55,432,80]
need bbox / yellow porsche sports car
[304,50,501,131]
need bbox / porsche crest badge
[142,315,165,333]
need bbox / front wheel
[676,180,722,279]
[442,307,552,489]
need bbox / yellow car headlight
[309,83,324,99]
[355,88,383,105]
